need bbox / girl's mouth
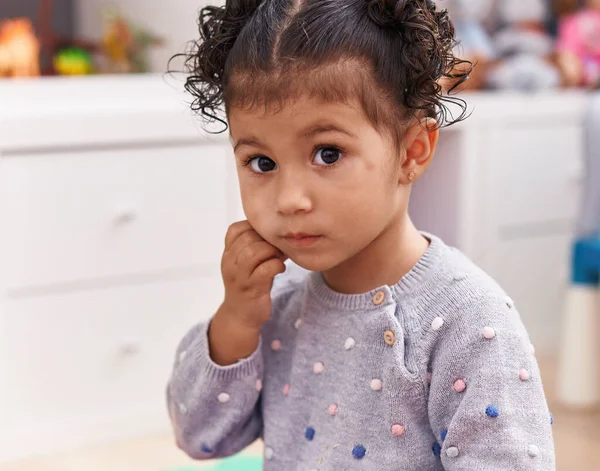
[283,233,323,247]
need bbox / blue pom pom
[550,412,554,425]
[305,427,315,441]
[352,445,366,459]
[486,406,500,418]
[432,442,442,457]
[441,429,448,441]
[201,443,213,453]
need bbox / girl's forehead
[226,58,381,114]
[229,96,364,121]
[228,97,368,139]
[225,59,409,148]
[225,60,399,135]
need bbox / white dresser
[410,91,589,358]
[0,75,242,463]
[0,76,589,463]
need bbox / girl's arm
[166,321,264,459]
[427,295,555,470]
[166,221,288,459]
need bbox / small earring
[408,171,416,182]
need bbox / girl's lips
[283,234,323,247]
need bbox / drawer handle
[115,210,137,224]
[119,341,141,356]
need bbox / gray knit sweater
[167,234,555,470]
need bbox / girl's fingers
[237,240,284,276]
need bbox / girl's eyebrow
[301,124,358,140]
[233,136,264,152]
[233,124,357,152]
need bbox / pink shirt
[558,9,600,86]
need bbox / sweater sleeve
[166,321,264,460]
[427,296,556,470]
[166,261,308,460]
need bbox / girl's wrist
[208,305,262,366]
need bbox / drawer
[0,275,223,434]
[491,124,583,228]
[0,143,234,290]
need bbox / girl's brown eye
[249,156,277,173]
[314,147,342,166]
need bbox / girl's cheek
[243,210,273,241]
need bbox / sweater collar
[306,233,447,312]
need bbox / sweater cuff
[196,321,264,382]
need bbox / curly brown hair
[175,0,470,145]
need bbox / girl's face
[229,97,412,272]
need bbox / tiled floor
[2,359,599,471]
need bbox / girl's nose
[275,177,313,216]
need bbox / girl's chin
[286,252,341,273]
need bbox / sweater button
[384,330,395,345]
[372,291,385,305]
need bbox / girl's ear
[400,118,439,184]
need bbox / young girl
[166,0,555,468]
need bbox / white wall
[75,0,219,73]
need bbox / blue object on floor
[167,455,263,471]
[571,237,600,286]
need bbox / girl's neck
[322,214,429,294]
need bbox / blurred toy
[0,18,41,78]
[443,0,496,57]
[556,0,600,88]
[53,47,93,75]
[100,7,163,74]
[438,0,496,91]
[37,0,99,75]
[486,0,562,91]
